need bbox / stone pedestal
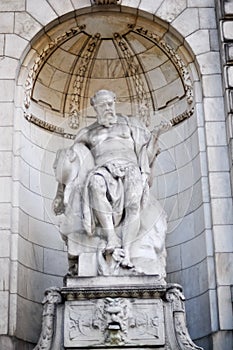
[33,276,203,350]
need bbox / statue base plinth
[34,277,203,350]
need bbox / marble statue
[53,89,171,278]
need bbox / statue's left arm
[128,117,172,188]
[147,121,173,167]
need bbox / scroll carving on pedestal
[33,288,62,350]
[165,286,203,350]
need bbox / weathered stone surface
[0,0,25,11]
[26,0,57,26]
[14,12,42,41]
[0,292,9,334]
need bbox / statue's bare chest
[88,123,131,148]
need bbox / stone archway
[14,5,210,349]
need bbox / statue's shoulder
[116,114,139,126]
[116,114,128,123]
[82,121,99,132]
[118,114,147,129]
[75,121,98,142]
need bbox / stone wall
[0,1,232,349]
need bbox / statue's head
[90,89,117,127]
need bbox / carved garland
[68,33,101,129]
[114,32,151,126]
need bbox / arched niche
[15,7,207,344]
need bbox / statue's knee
[126,201,141,216]
[89,175,106,194]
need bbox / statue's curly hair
[90,89,116,106]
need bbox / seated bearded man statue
[53,89,170,274]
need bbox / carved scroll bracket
[165,285,203,350]
[33,287,62,350]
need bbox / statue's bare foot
[120,257,134,269]
[104,241,119,254]
[112,248,125,262]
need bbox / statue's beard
[98,112,117,127]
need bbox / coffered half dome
[24,10,194,134]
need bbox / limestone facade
[0,0,232,349]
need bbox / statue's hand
[152,120,172,136]
[52,196,65,215]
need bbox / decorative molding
[24,25,85,110]
[23,108,194,137]
[24,113,75,139]
[62,283,166,300]
[170,107,194,126]
[68,33,101,129]
[92,0,120,4]
[33,287,62,350]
